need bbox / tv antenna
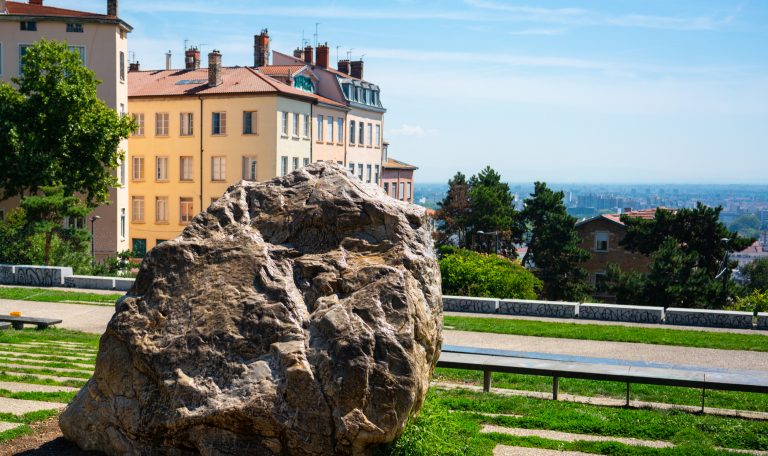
[347,48,354,60]
[314,22,320,47]
[335,45,342,62]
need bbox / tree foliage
[741,258,768,292]
[729,214,761,239]
[435,172,469,247]
[0,40,134,206]
[520,182,592,301]
[439,247,541,299]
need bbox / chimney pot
[350,60,364,80]
[293,48,304,60]
[165,51,172,70]
[315,43,330,69]
[185,47,200,70]
[253,28,270,67]
[337,59,350,75]
[304,45,313,65]
[208,50,222,87]
[128,61,140,72]
[107,0,117,16]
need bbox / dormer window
[66,23,84,33]
[20,21,37,31]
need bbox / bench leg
[483,370,492,393]
[626,383,631,407]
[553,376,559,401]
[36,324,49,330]
[701,387,705,413]
[11,322,23,330]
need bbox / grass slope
[0,287,122,305]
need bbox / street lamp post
[477,230,500,254]
[90,215,101,263]
[715,238,731,307]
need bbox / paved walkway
[444,329,768,372]
[0,300,114,334]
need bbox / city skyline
[47,0,768,184]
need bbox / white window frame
[292,113,300,137]
[337,117,343,143]
[357,163,364,180]
[242,156,257,180]
[180,197,194,223]
[155,196,168,223]
[155,112,169,136]
[132,156,144,181]
[212,112,227,135]
[211,156,226,181]
[132,113,144,136]
[18,44,31,74]
[348,162,355,174]
[280,156,288,176]
[317,115,324,142]
[375,124,381,147]
[374,164,380,184]
[155,156,168,181]
[243,111,258,135]
[131,196,145,222]
[180,112,194,136]
[180,156,194,181]
[594,232,609,252]
[303,114,310,138]
[367,123,373,146]
[327,116,333,143]
[292,156,299,171]
[281,112,288,136]
[349,120,356,144]
[68,45,86,65]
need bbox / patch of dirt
[0,415,104,456]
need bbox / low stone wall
[756,313,767,330]
[443,296,497,314]
[498,299,578,318]
[665,308,754,329]
[114,278,135,292]
[579,303,664,324]
[0,264,73,286]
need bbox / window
[180,197,194,223]
[303,114,310,138]
[375,124,381,147]
[595,273,608,292]
[406,182,412,201]
[358,122,365,146]
[303,157,310,167]
[66,23,84,33]
[132,239,147,258]
[212,112,226,135]
[317,115,324,142]
[132,113,144,136]
[292,113,299,137]
[132,157,144,180]
[155,197,168,223]
[155,113,169,136]
[384,183,389,195]
[18,44,31,74]
[20,21,37,31]
[280,156,288,176]
[242,156,257,180]
[337,117,343,143]
[348,163,355,174]
[131,196,145,222]
[357,163,363,180]
[119,103,125,116]
[243,111,257,135]
[120,209,125,238]
[180,156,193,181]
[120,160,125,185]
[180,113,193,136]
[155,156,168,181]
[399,183,405,200]
[0,43,3,76]
[292,157,299,171]
[211,157,226,181]
[68,46,86,64]
[366,164,372,183]
[595,232,609,252]
[327,116,333,142]
[374,164,380,184]
[281,112,288,136]
[349,120,356,144]
[367,123,373,146]
[119,51,125,82]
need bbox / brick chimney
[128,61,139,72]
[337,59,350,75]
[253,29,269,68]
[29,0,43,5]
[185,47,200,70]
[165,51,172,70]
[350,60,364,80]
[107,0,117,16]
[315,43,329,69]
[293,48,304,60]
[304,45,313,65]
[208,50,222,87]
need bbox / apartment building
[0,0,132,259]
[127,50,319,255]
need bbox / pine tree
[466,166,522,256]
[436,172,469,247]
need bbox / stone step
[0,396,66,415]
[481,425,674,449]
[494,446,592,456]
[0,421,23,433]
[0,381,79,393]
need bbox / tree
[439,247,541,299]
[466,166,522,255]
[435,172,469,247]
[520,182,592,301]
[729,214,761,240]
[741,258,768,292]
[0,40,134,206]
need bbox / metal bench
[0,315,62,330]
[0,322,9,330]
[437,345,768,411]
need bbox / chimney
[337,59,350,75]
[185,47,200,70]
[165,51,172,70]
[29,0,43,4]
[253,29,270,68]
[293,48,304,60]
[208,50,222,87]
[350,60,364,80]
[304,45,313,65]
[128,61,140,72]
[107,0,117,16]
[315,43,329,69]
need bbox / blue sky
[50,0,768,183]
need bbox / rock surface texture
[59,163,442,455]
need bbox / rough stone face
[59,162,443,455]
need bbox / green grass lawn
[377,387,768,455]
[445,315,768,352]
[0,286,122,306]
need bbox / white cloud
[389,124,437,137]
[509,28,566,36]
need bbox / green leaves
[439,247,542,299]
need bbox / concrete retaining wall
[443,296,497,314]
[756,313,767,330]
[64,275,135,291]
[0,265,73,286]
[665,308,754,329]
[498,299,578,318]
[579,303,664,324]
[114,278,135,291]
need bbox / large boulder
[59,162,442,455]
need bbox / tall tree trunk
[44,229,53,265]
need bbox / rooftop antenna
[198,43,208,58]
[184,38,189,51]
[314,22,320,48]
[360,53,366,61]
[347,48,354,60]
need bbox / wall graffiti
[443,296,497,313]
[0,266,14,285]
[665,308,753,329]
[757,313,768,330]
[578,304,663,324]
[498,300,577,318]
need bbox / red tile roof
[257,65,306,78]
[383,157,418,170]
[578,207,676,227]
[128,67,317,100]
[7,1,114,19]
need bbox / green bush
[728,289,768,314]
[439,247,541,299]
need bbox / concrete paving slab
[0,381,79,393]
[0,397,65,415]
[0,299,114,334]
[2,370,87,383]
[0,421,23,433]
[0,363,92,376]
[0,357,94,370]
[0,343,97,355]
[494,446,592,456]
[0,351,93,362]
[482,425,674,448]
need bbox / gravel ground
[0,382,78,393]
[0,423,21,433]
[482,425,674,448]
[0,352,93,362]
[0,300,114,334]
[0,416,104,456]
[444,329,768,372]
[494,446,592,456]
[0,397,65,415]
